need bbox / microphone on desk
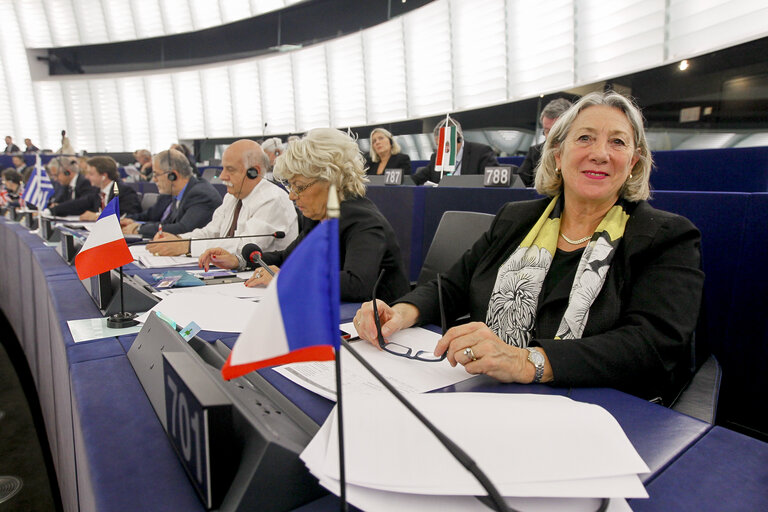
[131,232,286,245]
[241,243,276,276]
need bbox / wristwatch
[526,347,545,384]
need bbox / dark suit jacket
[397,198,704,403]
[24,145,39,153]
[261,196,411,303]
[364,153,412,175]
[48,174,99,216]
[131,177,223,238]
[100,182,142,216]
[3,144,20,154]
[518,142,543,187]
[412,141,498,185]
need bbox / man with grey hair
[134,148,153,180]
[518,97,573,187]
[122,148,222,238]
[261,137,284,180]
[412,118,498,185]
[146,139,297,257]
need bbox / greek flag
[22,155,55,210]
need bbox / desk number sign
[163,352,234,510]
[384,168,403,185]
[483,166,513,187]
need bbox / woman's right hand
[353,301,420,349]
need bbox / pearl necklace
[560,232,592,245]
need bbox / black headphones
[246,167,259,179]
[165,150,177,181]
[59,157,71,176]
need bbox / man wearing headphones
[46,157,99,216]
[79,156,142,220]
[122,148,222,238]
[411,118,498,185]
[146,139,297,257]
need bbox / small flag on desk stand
[74,182,138,328]
[22,155,55,210]
[434,113,458,180]
[220,184,347,507]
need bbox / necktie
[161,199,176,222]
[100,191,106,209]
[69,186,75,200]
[226,199,242,237]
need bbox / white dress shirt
[182,179,298,257]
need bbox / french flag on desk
[221,217,340,380]
[74,197,134,280]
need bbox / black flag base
[107,311,139,328]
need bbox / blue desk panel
[70,355,204,512]
[632,426,768,511]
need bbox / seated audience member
[261,137,284,180]
[199,128,411,303]
[46,158,99,217]
[45,159,62,193]
[58,130,74,154]
[79,156,142,220]
[145,139,297,258]
[4,136,20,154]
[519,98,573,187]
[354,91,704,404]
[170,143,196,169]
[364,128,412,176]
[12,156,32,183]
[411,119,498,185]
[24,138,39,153]
[122,149,222,238]
[1,168,24,207]
[134,149,153,180]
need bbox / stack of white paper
[302,390,648,511]
[135,292,259,332]
[273,328,476,400]
[130,244,198,268]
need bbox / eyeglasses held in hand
[371,270,447,362]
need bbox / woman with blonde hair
[364,127,411,175]
[354,91,704,404]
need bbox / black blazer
[518,142,543,187]
[412,141,498,185]
[49,174,99,216]
[364,153,412,175]
[261,196,411,303]
[398,198,704,403]
[3,144,20,154]
[133,177,223,237]
[100,182,142,215]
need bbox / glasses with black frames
[371,270,447,362]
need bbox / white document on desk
[135,292,258,332]
[302,391,647,508]
[272,327,474,400]
[154,282,266,301]
[130,245,198,268]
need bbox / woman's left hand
[435,322,543,383]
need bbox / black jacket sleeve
[49,176,99,216]
[518,143,542,187]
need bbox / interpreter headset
[59,156,71,176]
[165,150,177,182]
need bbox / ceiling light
[679,60,689,71]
